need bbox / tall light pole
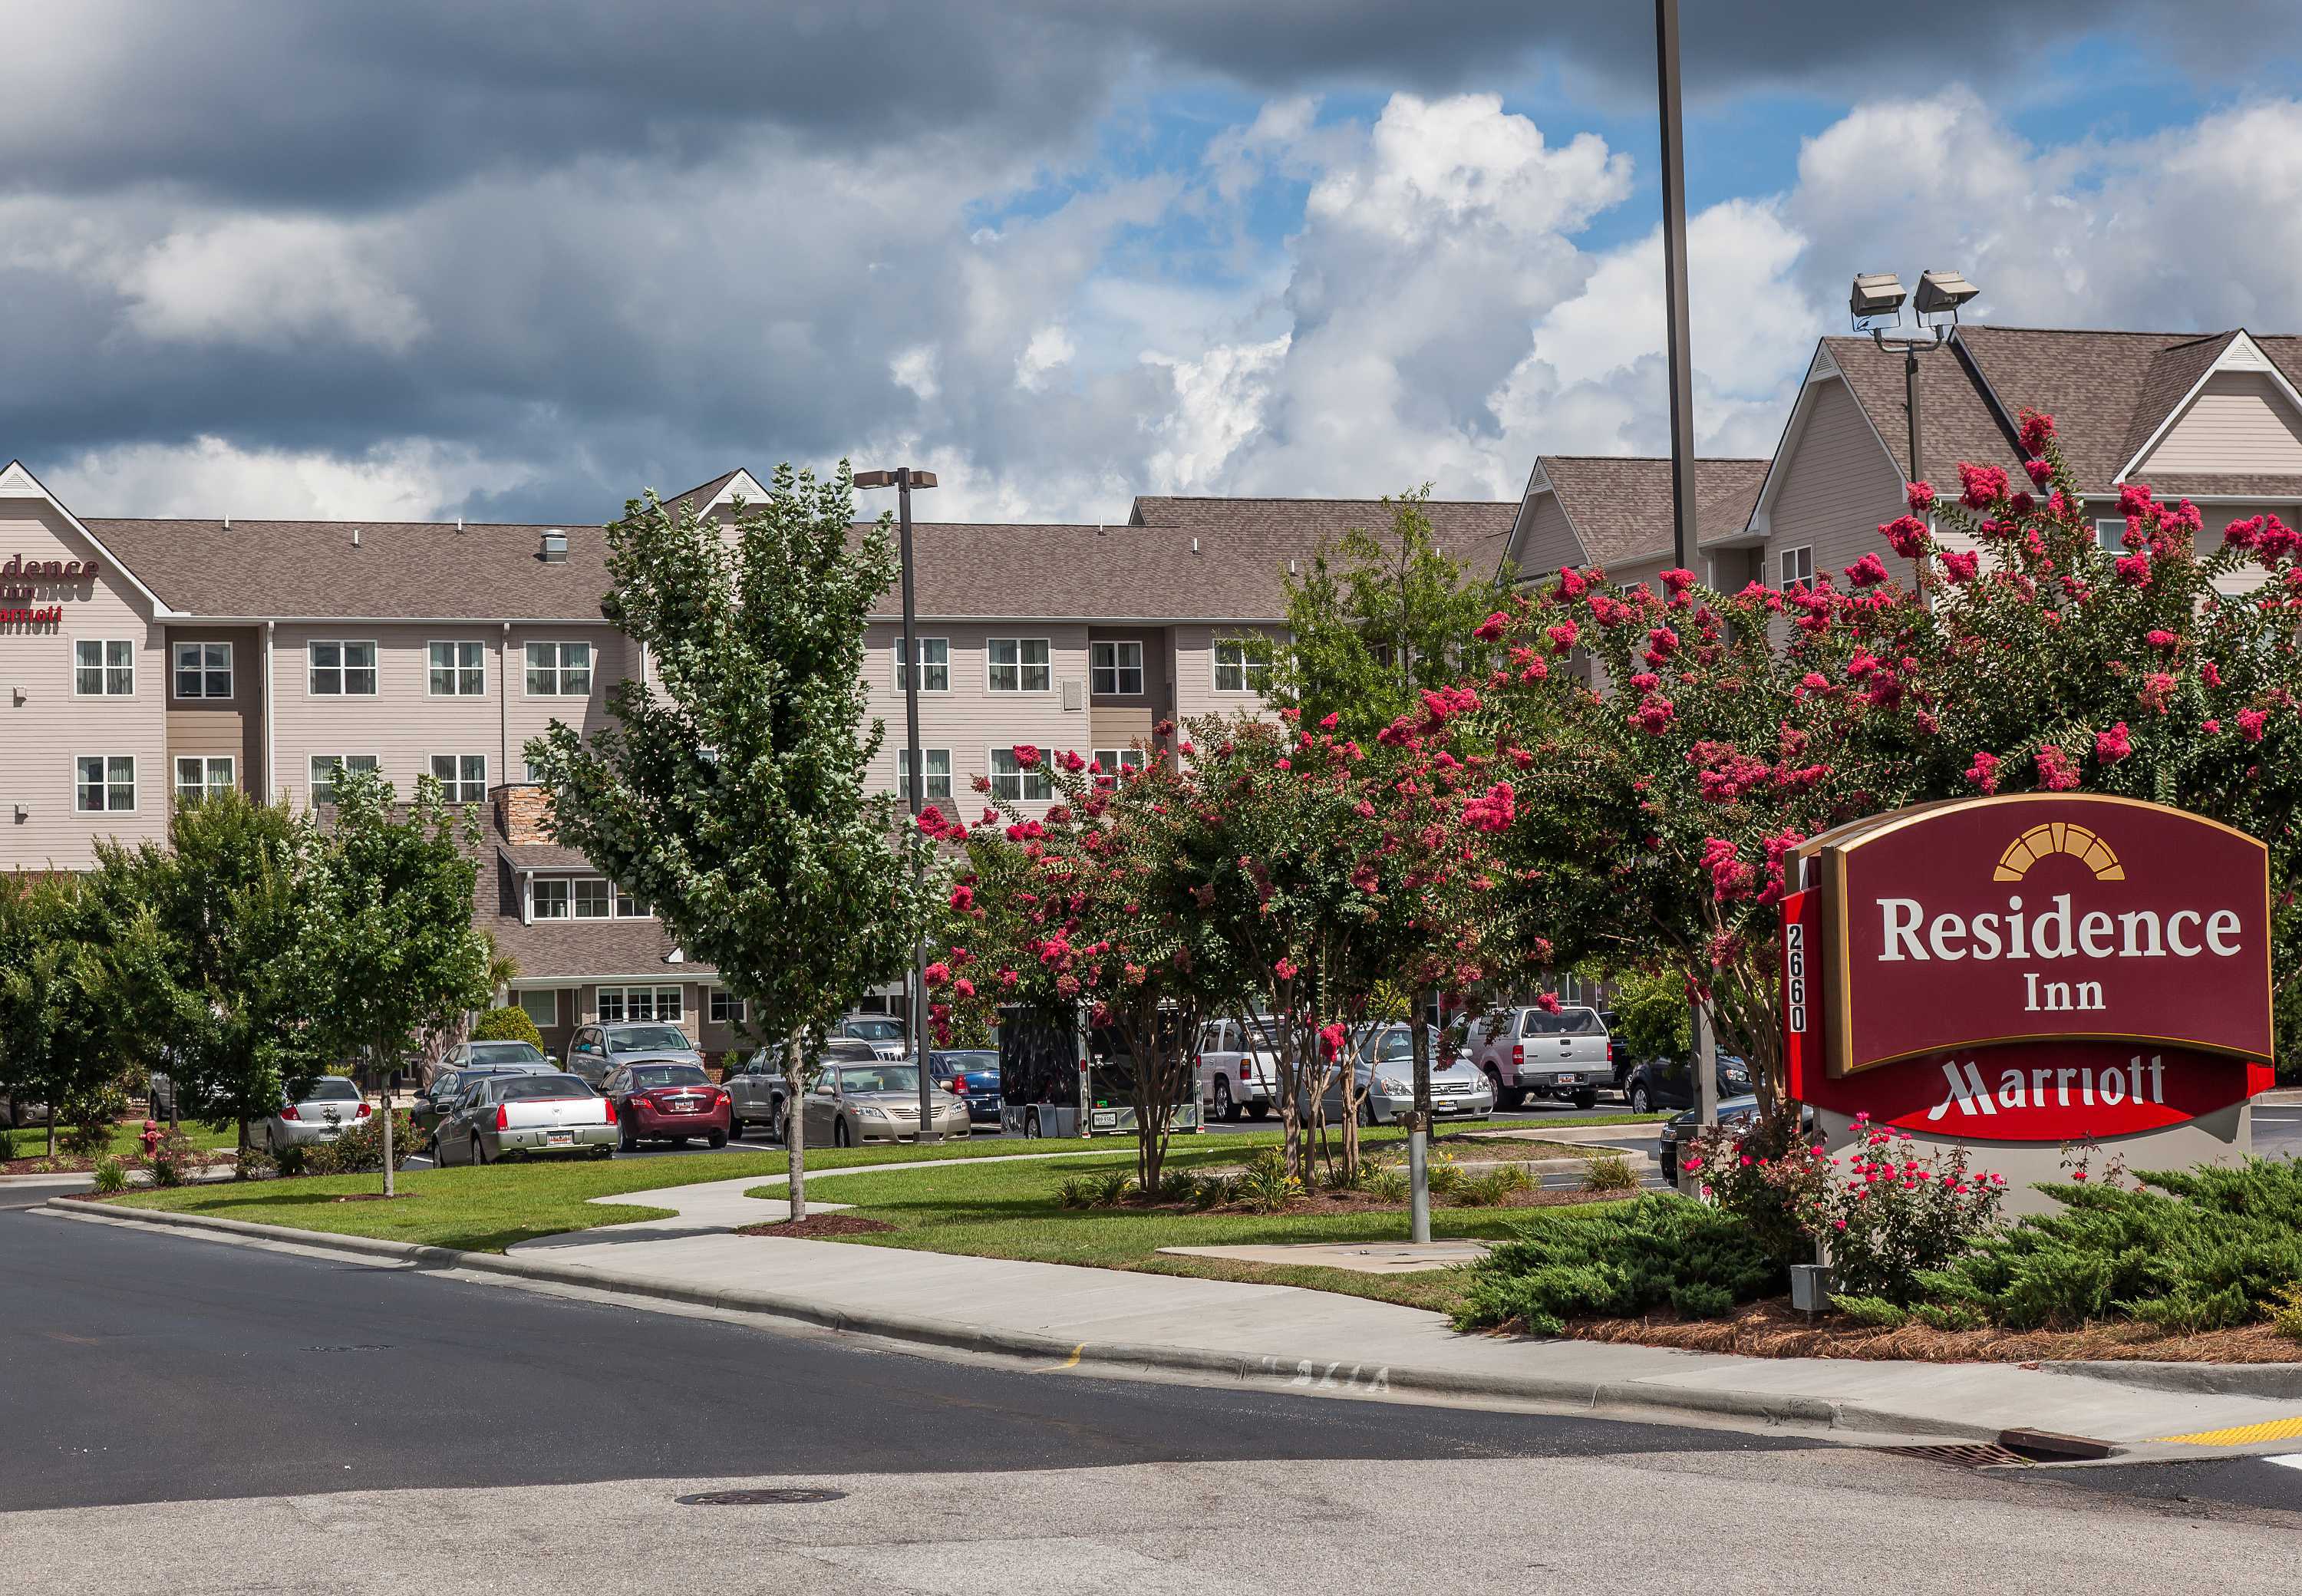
[856,465,940,1142]
[1654,0,1717,1135]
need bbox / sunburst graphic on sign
[1990,822,2125,882]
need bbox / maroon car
[604,1061,731,1150]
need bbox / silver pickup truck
[1467,1004,1612,1109]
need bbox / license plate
[547,1130,572,1145]
[1556,1074,1580,1085]
[671,1101,697,1113]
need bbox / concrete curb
[49,1197,2004,1443]
[2035,1359,2302,1398]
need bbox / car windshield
[467,1042,543,1064]
[935,1051,999,1077]
[1522,1007,1604,1037]
[629,1064,709,1090]
[1365,1029,1427,1063]
[300,1077,361,1103]
[842,1064,921,1094]
[846,1018,905,1041]
[496,1076,593,1101]
[607,1026,691,1052]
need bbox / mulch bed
[1555,1295,2302,1364]
[1113,1185,1637,1218]
[736,1215,898,1239]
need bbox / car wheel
[1213,1079,1236,1122]
[618,1121,638,1153]
[833,1119,853,1148]
[728,1113,746,1140]
[1572,1090,1598,1110]
[707,1129,727,1149]
[1024,1110,1041,1139]
[1247,1102,1270,1121]
[1356,1097,1376,1127]
[669,1136,689,1149]
[473,1136,490,1167]
[1629,1083,1651,1113]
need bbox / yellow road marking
[1040,1344,1084,1373]
[2153,1415,2302,1446]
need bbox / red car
[603,1061,731,1150]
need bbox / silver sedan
[252,1077,371,1152]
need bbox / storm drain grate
[1879,1443,2034,1469]
[678,1488,847,1506]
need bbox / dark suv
[928,1050,1003,1126]
[1622,1052,1752,1113]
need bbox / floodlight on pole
[856,463,941,1140]
[1851,266,1980,487]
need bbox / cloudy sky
[11,2,2302,525]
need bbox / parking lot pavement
[401,1126,1007,1168]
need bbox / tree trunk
[783,1029,807,1222]
[378,1049,395,1199]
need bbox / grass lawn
[1452,1112,1666,1130]
[2,1120,239,1166]
[104,1127,1393,1252]
[744,1139,1615,1315]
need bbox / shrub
[58,1082,129,1159]
[1235,1149,1304,1213]
[1422,1148,1466,1198]
[1831,1294,1911,1329]
[1056,1175,1099,1209]
[1186,1172,1235,1210]
[1581,1152,1637,1194]
[233,1143,279,1182]
[144,1127,209,1188]
[1156,1168,1199,1205]
[1453,1195,1784,1335]
[470,1006,546,1050]
[301,1109,420,1176]
[2267,1281,2302,1344]
[1456,1163,1536,1207]
[1364,1165,1408,1203]
[91,1154,129,1194]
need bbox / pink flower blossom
[1011,743,1042,768]
[1545,619,1581,654]
[1844,552,1890,588]
[1957,462,2010,509]
[2145,629,2178,651]
[2019,410,2057,454]
[1460,780,1518,833]
[1661,567,1697,594]
[1274,957,1300,981]
[1964,750,2000,794]
[2023,457,2053,487]
[949,883,975,912]
[1473,611,1510,641]
[1880,515,1929,558]
[923,961,952,987]
[2113,551,2152,588]
[1905,480,1935,513]
[2035,744,2080,790]
[2094,721,2132,763]
[1631,695,1677,735]
[1938,549,1980,584]
[1535,991,1562,1014]
[2203,661,2224,688]
[2238,708,2268,742]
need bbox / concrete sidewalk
[52,1153,2302,1459]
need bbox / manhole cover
[1879,1444,2033,1469]
[677,1488,847,1506]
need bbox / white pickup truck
[1467,1004,1613,1110]
[432,1073,617,1165]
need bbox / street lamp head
[1913,268,1979,322]
[854,467,938,491]
[1849,272,1908,327]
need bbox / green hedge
[1452,1195,1783,1335]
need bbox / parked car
[1656,1095,1812,1183]
[727,1036,879,1140]
[426,1038,554,1090]
[414,1063,557,1139]
[836,1014,910,1060]
[1321,1024,1494,1125]
[0,1092,51,1129]
[803,1060,971,1146]
[603,1060,731,1150]
[1622,1051,1753,1114]
[928,1049,1004,1126]
[433,1073,616,1166]
[563,1022,704,1090]
[1466,1004,1613,1109]
[1196,1016,1281,1121]
[250,1076,370,1154]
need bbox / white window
[572,878,612,919]
[308,755,379,805]
[2096,517,2128,552]
[599,986,683,1024]
[991,747,1054,802]
[614,882,649,918]
[531,879,571,919]
[526,640,593,697]
[428,640,486,696]
[427,753,487,804]
[517,989,559,1029]
[173,756,234,803]
[1090,640,1144,696]
[74,640,134,697]
[710,988,747,1025]
[1213,641,1269,694]
[1780,546,1815,592]
[897,748,952,804]
[1092,748,1146,776]
[309,640,378,696]
[74,755,137,813]
[988,638,1050,692]
[895,636,949,692]
[523,759,548,784]
[173,641,231,700]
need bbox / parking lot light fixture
[1851,265,1980,488]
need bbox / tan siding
[2139,373,2302,476]
[862,621,1090,811]
[1173,622,1282,726]
[1766,376,1907,590]
[1512,492,1584,578]
[2188,500,2302,598]
[0,503,168,869]
[163,626,260,796]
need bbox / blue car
[928,1050,1004,1126]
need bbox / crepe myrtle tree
[1475,407,2302,1116]
[926,731,1240,1192]
[529,464,938,1218]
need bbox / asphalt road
[8,1192,2302,1592]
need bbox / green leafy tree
[472,1005,546,1050]
[529,464,936,1218]
[1238,486,1515,741]
[0,874,137,1157]
[306,769,496,1194]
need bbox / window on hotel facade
[987,638,1050,691]
[173,756,234,803]
[1212,641,1268,694]
[428,640,486,696]
[309,640,378,696]
[75,755,137,813]
[1779,545,1815,592]
[990,747,1054,802]
[308,755,379,805]
[895,636,950,691]
[517,989,559,1029]
[427,753,487,804]
[598,986,683,1024]
[614,881,649,918]
[173,641,232,699]
[896,748,952,804]
[1091,748,1146,777]
[709,988,747,1024]
[531,879,570,919]
[572,877,612,919]
[74,640,135,696]
[1090,640,1144,696]
[2096,517,2129,552]
[526,640,592,696]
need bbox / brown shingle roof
[86,516,612,620]
[474,813,714,982]
[1535,456,1770,565]
[1822,334,2022,486]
